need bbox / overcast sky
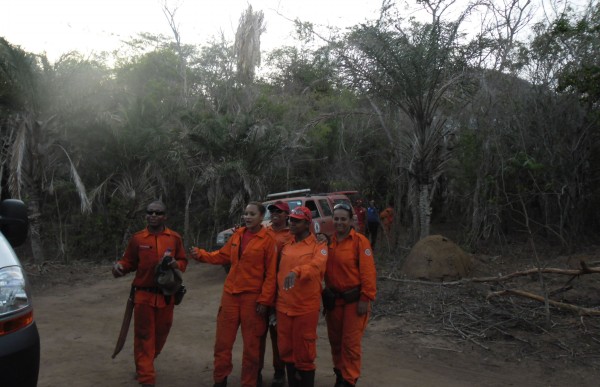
[1,0,588,63]
[0,0,383,61]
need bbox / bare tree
[235,5,265,83]
[161,0,188,104]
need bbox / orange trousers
[325,301,369,385]
[259,318,285,372]
[276,310,319,371]
[214,292,267,387]
[133,302,174,385]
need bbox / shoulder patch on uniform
[365,248,372,256]
[321,248,327,256]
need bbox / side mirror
[0,199,29,247]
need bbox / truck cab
[215,189,356,247]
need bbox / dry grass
[372,246,600,368]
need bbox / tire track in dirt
[33,261,596,386]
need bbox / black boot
[298,370,315,387]
[213,377,227,387]
[271,367,286,387]
[285,363,299,387]
[341,379,355,387]
[333,368,343,387]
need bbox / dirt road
[32,261,597,387]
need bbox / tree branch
[487,289,600,316]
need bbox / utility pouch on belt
[155,255,184,305]
[174,284,186,305]
[341,287,361,303]
[322,288,337,311]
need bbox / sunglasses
[334,203,352,212]
[146,210,165,216]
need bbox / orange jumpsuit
[276,234,328,372]
[380,207,394,233]
[117,227,188,386]
[325,229,377,386]
[354,206,367,234]
[193,226,278,387]
[260,226,293,375]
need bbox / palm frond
[8,115,29,199]
[55,144,91,213]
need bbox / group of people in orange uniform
[113,198,377,387]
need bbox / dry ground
[26,241,600,387]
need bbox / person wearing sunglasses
[259,200,292,387]
[190,201,278,387]
[276,206,328,387]
[324,203,377,387]
[112,200,188,387]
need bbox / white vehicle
[215,189,356,247]
[0,199,39,387]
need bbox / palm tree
[340,5,472,241]
[0,39,91,263]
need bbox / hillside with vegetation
[1,0,599,264]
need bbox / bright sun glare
[1,0,379,62]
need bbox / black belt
[135,286,161,293]
[330,286,361,304]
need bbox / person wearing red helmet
[276,206,328,387]
[259,200,292,387]
[266,200,292,251]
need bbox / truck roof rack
[324,190,359,196]
[266,188,311,199]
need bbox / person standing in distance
[259,200,293,387]
[277,206,328,387]
[324,203,377,387]
[353,199,367,235]
[112,200,188,387]
[379,204,394,235]
[190,201,278,387]
[365,200,380,249]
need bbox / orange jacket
[118,227,188,306]
[380,207,393,227]
[267,225,292,252]
[325,228,377,302]
[276,234,328,316]
[355,206,366,228]
[193,226,278,306]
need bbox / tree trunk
[27,195,45,264]
[184,181,197,247]
[184,184,191,246]
[469,172,483,243]
[418,183,430,240]
[408,177,420,244]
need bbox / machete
[111,286,135,359]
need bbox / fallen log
[486,289,600,316]
[379,264,600,285]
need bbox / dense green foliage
[0,1,598,262]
